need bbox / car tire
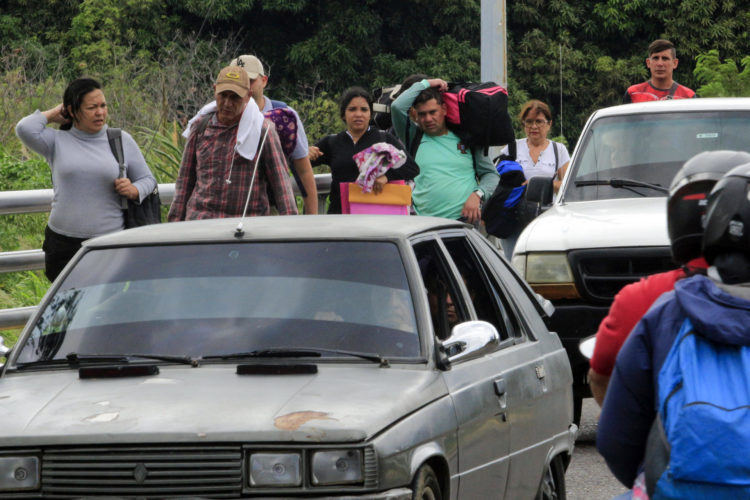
[536,455,566,500]
[412,464,442,500]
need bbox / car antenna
[234,125,271,239]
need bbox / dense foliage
[1,0,749,346]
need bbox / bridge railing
[0,174,332,329]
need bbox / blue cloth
[597,274,750,488]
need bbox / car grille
[5,445,242,499]
[568,247,676,303]
[2,444,379,498]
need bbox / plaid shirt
[168,115,297,221]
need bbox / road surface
[565,398,628,499]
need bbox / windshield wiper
[14,354,129,369]
[14,352,198,370]
[575,178,669,194]
[203,348,390,367]
[68,352,199,366]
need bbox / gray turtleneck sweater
[16,110,157,239]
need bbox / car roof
[592,97,750,118]
[84,215,469,248]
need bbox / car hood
[516,197,669,252]
[0,364,446,446]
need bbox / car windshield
[14,241,420,365]
[564,110,750,202]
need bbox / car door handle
[494,379,506,397]
[494,378,508,420]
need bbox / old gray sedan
[0,216,575,499]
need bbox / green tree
[694,49,750,97]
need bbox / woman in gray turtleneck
[16,78,156,281]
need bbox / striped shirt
[168,114,297,221]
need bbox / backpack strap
[552,141,559,173]
[106,128,128,209]
[666,82,679,99]
[408,127,423,158]
[192,112,215,141]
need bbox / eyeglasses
[523,118,549,127]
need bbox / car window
[412,240,469,341]
[473,235,553,340]
[566,111,750,202]
[440,236,518,341]
[15,241,420,364]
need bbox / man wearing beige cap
[230,54,318,214]
[168,66,297,221]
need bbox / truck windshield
[564,111,750,202]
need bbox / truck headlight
[0,456,40,491]
[249,453,301,487]
[511,254,526,277]
[524,252,580,299]
[311,449,363,485]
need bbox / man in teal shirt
[391,78,498,222]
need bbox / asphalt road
[565,398,628,499]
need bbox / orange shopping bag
[340,181,411,215]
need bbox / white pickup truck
[512,98,750,420]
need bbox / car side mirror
[525,176,554,206]
[442,320,500,363]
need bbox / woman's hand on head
[43,104,71,125]
[114,178,139,200]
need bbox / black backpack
[481,142,560,239]
[372,85,402,131]
[443,82,515,155]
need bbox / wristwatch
[473,189,484,201]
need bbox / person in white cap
[168,66,297,221]
[230,54,318,214]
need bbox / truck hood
[0,364,446,446]
[516,197,669,253]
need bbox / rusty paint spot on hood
[274,411,333,430]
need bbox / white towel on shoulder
[182,98,264,161]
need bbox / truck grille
[569,247,676,303]
[41,445,242,498]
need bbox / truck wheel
[412,465,442,500]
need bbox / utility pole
[481,0,508,161]
[480,0,507,88]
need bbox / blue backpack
[644,318,750,499]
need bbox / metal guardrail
[0,175,333,330]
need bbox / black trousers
[42,225,86,282]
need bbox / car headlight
[524,252,580,299]
[248,453,301,487]
[311,449,363,485]
[0,456,40,491]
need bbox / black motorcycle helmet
[702,162,750,283]
[667,150,750,264]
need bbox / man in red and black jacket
[623,39,696,103]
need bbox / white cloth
[182,98,264,161]
[501,138,570,180]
